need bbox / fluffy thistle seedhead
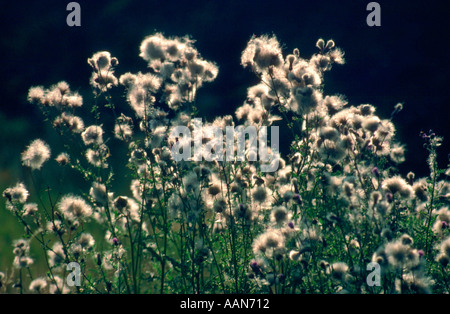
[438,237,450,258]
[331,262,349,281]
[362,115,381,133]
[28,82,83,109]
[433,207,450,236]
[233,203,252,221]
[87,51,119,93]
[54,113,85,133]
[252,185,268,203]
[384,235,420,270]
[382,176,413,199]
[241,35,283,73]
[27,86,45,105]
[3,182,29,205]
[113,196,140,221]
[23,203,38,216]
[29,278,47,293]
[137,32,217,106]
[85,145,109,168]
[270,206,290,225]
[21,139,51,170]
[390,143,406,164]
[139,33,195,65]
[58,195,93,222]
[81,125,104,146]
[213,197,227,213]
[13,239,30,256]
[88,51,117,72]
[12,239,33,269]
[49,276,71,294]
[252,229,286,257]
[55,152,70,166]
[207,183,221,196]
[78,233,95,250]
[90,182,108,205]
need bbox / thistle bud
[316,38,325,50]
[111,57,119,67]
[406,172,415,185]
[286,54,296,71]
[325,39,335,49]
[371,167,380,178]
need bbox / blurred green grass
[0,106,137,279]
[0,112,31,270]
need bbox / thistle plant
[1,32,449,294]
